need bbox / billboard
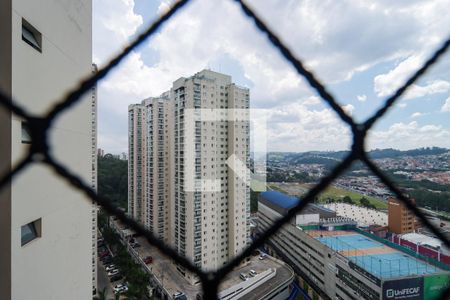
[382,277,423,300]
[423,274,450,300]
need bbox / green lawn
[267,183,284,192]
[298,183,388,210]
[268,182,388,210]
[437,211,450,221]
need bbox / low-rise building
[258,191,450,300]
[388,197,416,234]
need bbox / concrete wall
[7,0,93,299]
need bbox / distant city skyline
[94,0,450,153]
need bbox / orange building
[388,197,416,234]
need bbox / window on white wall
[21,218,42,246]
[22,18,42,52]
[21,121,32,144]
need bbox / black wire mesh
[1,0,449,299]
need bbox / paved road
[97,258,115,299]
[113,220,293,300]
[133,236,202,298]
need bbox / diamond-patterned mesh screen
[1,1,449,299]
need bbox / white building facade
[144,94,173,243]
[0,0,94,299]
[128,70,250,283]
[91,63,98,293]
[128,103,146,223]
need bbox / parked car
[249,270,257,277]
[239,273,248,281]
[107,269,120,277]
[259,253,267,260]
[173,292,187,300]
[105,264,116,272]
[113,283,128,294]
[143,256,153,264]
[109,274,123,283]
[131,243,141,249]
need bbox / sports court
[309,230,445,279]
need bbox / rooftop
[401,233,450,255]
[259,191,336,220]
[323,203,387,227]
[260,191,300,209]
[306,230,447,280]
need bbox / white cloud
[247,0,450,84]
[101,52,170,99]
[157,0,174,15]
[404,80,450,100]
[368,121,450,150]
[374,55,425,97]
[441,96,450,112]
[302,96,321,106]
[264,102,352,152]
[93,0,143,63]
[410,112,424,118]
[94,0,450,153]
[357,94,367,102]
[343,104,355,116]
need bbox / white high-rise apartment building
[0,1,94,299]
[128,103,146,223]
[91,64,98,293]
[128,70,250,284]
[173,70,250,281]
[144,94,173,243]
[128,93,173,243]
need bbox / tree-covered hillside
[98,154,128,210]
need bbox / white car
[105,264,116,272]
[113,283,128,294]
[107,269,120,277]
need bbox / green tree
[342,196,353,204]
[360,197,370,207]
[98,155,128,209]
[250,190,259,213]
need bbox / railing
[1,0,450,299]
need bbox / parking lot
[96,235,129,299]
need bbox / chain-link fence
[1,0,449,299]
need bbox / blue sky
[93,0,450,153]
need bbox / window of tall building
[22,19,42,52]
[21,218,42,246]
[21,121,32,144]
